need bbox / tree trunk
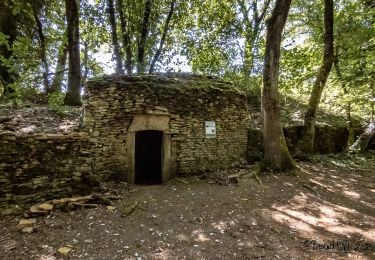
[149,0,176,73]
[295,0,334,157]
[238,0,271,78]
[107,0,124,73]
[137,0,153,73]
[64,0,82,106]
[81,41,89,84]
[261,0,295,172]
[31,2,50,92]
[50,35,68,93]
[349,122,375,152]
[117,0,133,74]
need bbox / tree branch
[137,0,153,73]
[149,0,176,73]
[117,0,133,74]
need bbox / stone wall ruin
[0,74,251,211]
[83,74,250,184]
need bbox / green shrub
[48,92,68,115]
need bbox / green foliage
[48,92,68,115]
[278,0,375,122]
[0,0,373,125]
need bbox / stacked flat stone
[0,73,253,211]
[83,74,250,181]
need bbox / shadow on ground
[0,154,374,259]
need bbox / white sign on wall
[205,121,216,138]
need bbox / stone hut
[83,74,250,184]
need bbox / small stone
[28,218,37,224]
[106,206,115,211]
[21,227,34,234]
[38,203,53,211]
[17,219,33,229]
[57,246,73,255]
[29,205,47,214]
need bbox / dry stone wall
[0,74,252,210]
[0,132,93,211]
[84,74,250,180]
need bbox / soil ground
[1,153,374,260]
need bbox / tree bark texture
[149,0,176,73]
[261,0,295,172]
[117,0,133,74]
[30,2,50,92]
[64,0,82,106]
[50,35,68,93]
[295,0,334,156]
[238,0,271,78]
[107,0,124,73]
[81,41,89,84]
[137,0,153,73]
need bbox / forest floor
[1,153,374,260]
[0,105,81,134]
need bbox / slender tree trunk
[261,0,295,172]
[295,0,334,156]
[50,35,68,93]
[238,0,271,78]
[30,2,50,92]
[64,0,82,106]
[149,0,176,73]
[117,0,133,74]
[137,0,153,73]
[107,0,124,73]
[81,41,89,84]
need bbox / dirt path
[1,154,374,260]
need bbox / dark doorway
[135,130,163,184]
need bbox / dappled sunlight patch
[58,120,78,132]
[38,255,56,260]
[191,229,211,242]
[176,233,189,242]
[211,220,237,234]
[359,200,375,210]
[283,182,294,187]
[271,210,317,237]
[348,178,359,183]
[0,106,81,134]
[291,111,304,122]
[19,125,37,133]
[329,160,346,168]
[343,190,361,199]
[334,183,345,188]
[313,176,325,181]
[268,192,375,243]
[300,162,375,208]
[148,248,174,260]
[309,179,335,192]
[324,226,375,242]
